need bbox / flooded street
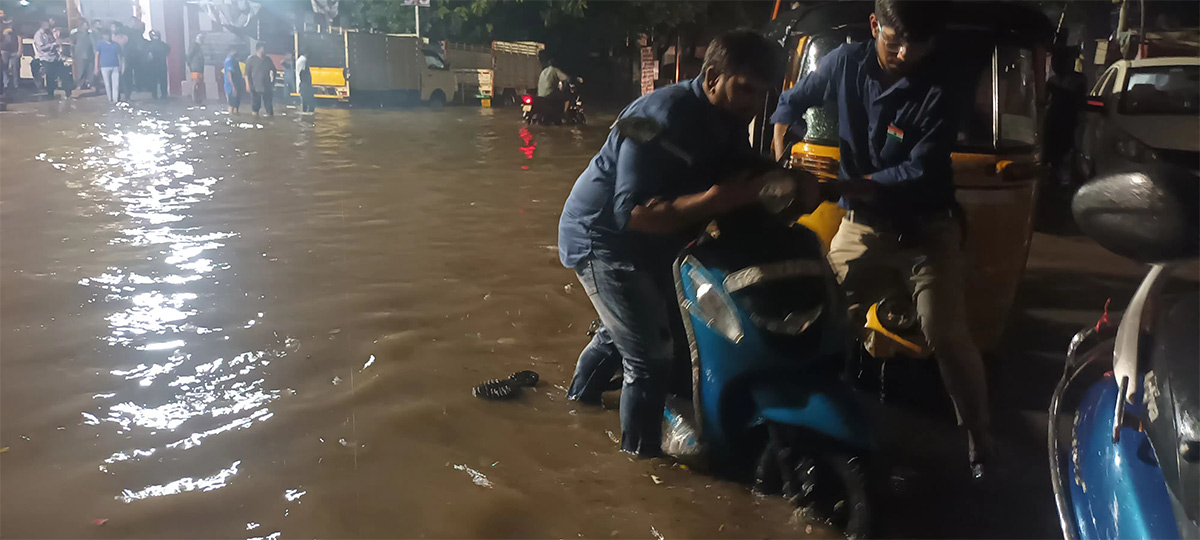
[4,98,1194,539]
[0,100,807,539]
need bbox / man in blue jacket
[559,30,781,457]
[771,0,992,478]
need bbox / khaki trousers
[827,216,990,433]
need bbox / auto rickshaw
[764,1,1053,357]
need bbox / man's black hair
[874,0,946,42]
[255,42,265,51]
[700,29,780,83]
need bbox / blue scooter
[1048,167,1199,540]
[613,118,873,536]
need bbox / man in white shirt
[34,20,70,98]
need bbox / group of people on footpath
[0,10,316,117]
[184,34,315,118]
[560,0,996,479]
[0,13,169,104]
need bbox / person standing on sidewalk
[296,49,314,113]
[1,26,18,91]
[244,42,273,117]
[0,9,7,99]
[72,19,94,91]
[94,30,122,103]
[110,22,129,100]
[118,21,144,100]
[34,20,71,98]
[146,30,169,99]
[186,33,205,103]
[223,46,244,114]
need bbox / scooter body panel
[750,380,870,450]
[1069,376,1180,540]
[675,227,864,464]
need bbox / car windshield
[424,53,446,70]
[1119,65,1199,116]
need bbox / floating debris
[452,464,493,488]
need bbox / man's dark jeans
[567,257,674,457]
[148,67,167,98]
[251,89,273,115]
[43,60,72,97]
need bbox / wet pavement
[0,97,1193,538]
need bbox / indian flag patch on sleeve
[887,124,904,142]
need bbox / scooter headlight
[686,267,744,344]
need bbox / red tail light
[521,95,533,105]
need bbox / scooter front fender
[750,380,870,451]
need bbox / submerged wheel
[428,90,446,109]
[754,426,871,538]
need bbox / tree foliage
[340,0,418,34]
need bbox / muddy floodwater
[1,101,813,539]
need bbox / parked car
[1076,57,1199,180]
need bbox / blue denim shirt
[558,77,752,271]
[771,41,957,218]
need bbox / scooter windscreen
[684,208,842,352]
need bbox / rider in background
[537,56,570,117]
[771,0,993,479]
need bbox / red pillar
[164,0,185,96]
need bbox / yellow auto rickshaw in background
[765,2,1053,355]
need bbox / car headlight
[685,267,744,344]
[1114,130,1158,163]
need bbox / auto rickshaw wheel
[754,424,872,538]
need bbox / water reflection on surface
[1,101,808,539]
[46,109,284,510]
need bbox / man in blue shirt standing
[771,0,992,478]
[559,30,780,457]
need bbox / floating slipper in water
[473,370,540,400]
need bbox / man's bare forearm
[772,123,790,161]
[626,189,721,235]
[627,179,765,235]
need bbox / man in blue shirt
[771,0,992,478]
[559,30,780,457]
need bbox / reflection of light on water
[117,461,241,503]
[139,339,188,351]
[52,113,292,507]
[104,291,197,345]
[167,407,273,451]
[284,488,307,502]
[105,448,156,464]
